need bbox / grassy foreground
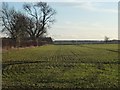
[2,44,119,89]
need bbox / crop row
[2,44,119,88]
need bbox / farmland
[2,44,119,89]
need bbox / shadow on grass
[80,45,120,53]
[2,60,47,69]
[2,86,119,90]
[2,60,120,70]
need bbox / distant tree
[23,2,56,45]
[104,36,109,43]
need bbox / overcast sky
[0,1,118,40]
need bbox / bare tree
[104,36,109,43]
[11,12,30,47]
[23,2,56,45]
[1,2,56,47]
[1,2,17,39]
[1,2,29,47]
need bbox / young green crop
[2,44,119,89]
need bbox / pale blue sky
[0,2,118,40]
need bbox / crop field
[2,44,119,89]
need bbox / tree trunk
[36,38,39,46]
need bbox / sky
[0,1,119,40]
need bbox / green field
[2,44,119,89]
